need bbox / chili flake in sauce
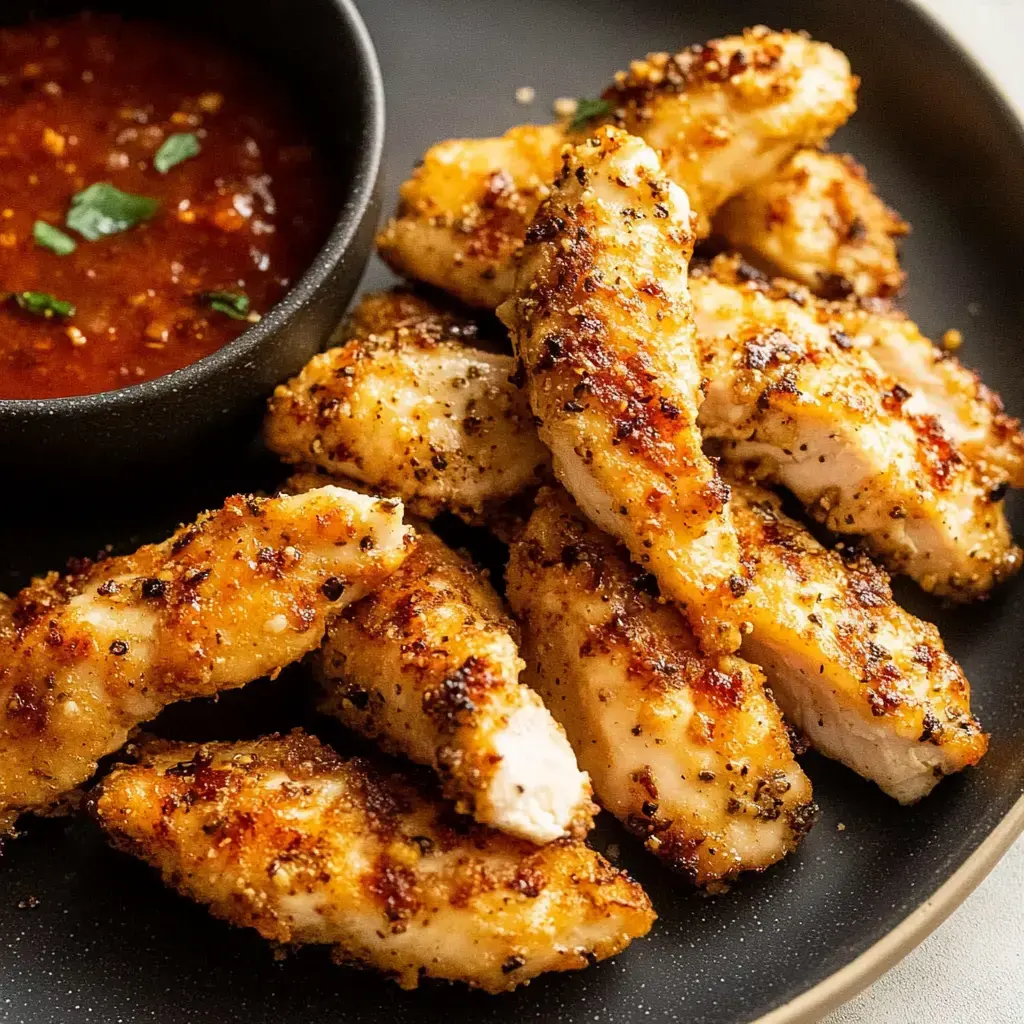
[0,14,334,399]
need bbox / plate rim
[754,1,1024,1019]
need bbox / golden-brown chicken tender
[500,128,745,654]
[93,731,655,992]
[264,297,549,524]
[378,28,857,308]
[507,488,816,886]
[728,476,988,803]
[714,149,907,298]
[0,486,412,834]
[378,125,565,309]
[691,254,1020,599]
[315,522,595,844]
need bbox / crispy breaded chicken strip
[0,487,412,835]
[379,125,565,309]
[500,129,745,653]
[714,149,908,299]
[838,304,1024,488]
[314,522,595,843]
[93,732,654,991]
[691,254,1020,599]
[507,488,816,886]
[264,297,549,524]
[378,28,857,308]
[728,477,987,803]
[279,470,593,841]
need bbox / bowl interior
[0,0,383,417]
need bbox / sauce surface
[0,14,334,399]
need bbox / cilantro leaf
[199,290,251,320]
[154,132,201,174]
[66,183,160,241]
[33,220,77,255]
[9,291,76,319]
[569,97,612,132]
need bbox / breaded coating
[378,28,857,308]
[0,487,412,834]
[93,732,654,992]
[691,255,1020,599]
[507,488,816,886]
[315,523,595,844]
[378,125,565,309]
[839,303,1024,488]
[500,129,745,653]
[606,28,857,237]
[729,477,988,803]
[342,288,472,341]
[264,296,549,523]
[714,149,908,298]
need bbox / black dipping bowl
[0,0,383,481]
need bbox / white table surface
[824,2,1024,1021]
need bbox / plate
[3,1,1024,1022]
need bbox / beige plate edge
[753,792,1024,1024]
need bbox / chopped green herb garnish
[9,291,76,320]
[200,290,251,320]
[66,183,160,241]
[569,97,612,132]
[33,220,77,256]
[154,132,201,174]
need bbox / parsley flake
[8,291,76,320]
[154,133,201,174]
[569,97,612,132]
[199,290,251,320]
[33,220,77,255]
[66,183,160,241]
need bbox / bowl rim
[0,0,385,415]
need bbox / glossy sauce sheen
[0,15,334,399]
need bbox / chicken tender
[691,255,1020,599]
[378,28,857,308]
[500,128,745,653]
[838,303,1024,488]
[264,297,549,524]
[507,487,816,886]
[729,477,988,803]
[378,125,565,309]
[315,522,595,843]
[0,486,412,834]
[714,149,907,298]
[93,731,654,992]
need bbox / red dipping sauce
[0,14,335,399]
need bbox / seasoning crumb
[17,895,39,909]
[553,96,579,118]
[837,822,846,831]
[941,328,962,351]
[197,91,224,114]
[605,843,621,863]
[514,86,535,105]
[42,126,65,155]
[66,326,88,347]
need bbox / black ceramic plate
[3,2,1024,1023]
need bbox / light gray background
[825,2,1024,1020]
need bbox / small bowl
[0,0,384,481]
